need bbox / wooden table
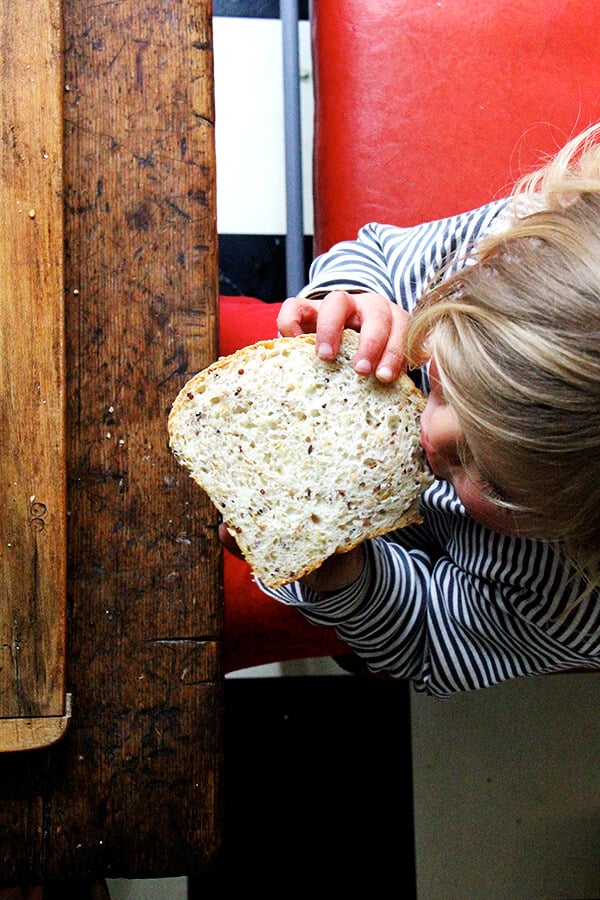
[0,0,222,882]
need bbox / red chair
[219,296,350,673]
[311,0,600,253]
[222,0,600,675]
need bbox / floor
[106,881,187,900]
[187,673,416,895]
[105,662,599,900]
[410,669,600,899]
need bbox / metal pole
[281,0,305,296]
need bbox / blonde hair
[406,123,600,583]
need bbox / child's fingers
[315,291,408,380]
[372,304,410,382]
[349,295,406,378]
[314,290,362,360]
[276,296,321,336]
[277,290,409,382]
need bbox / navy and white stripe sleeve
[301,199,509,313]
[259,483,600,698]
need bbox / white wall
[213,16,314,236]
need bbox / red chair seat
[219,296,349,673]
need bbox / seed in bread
[168,329,433,588]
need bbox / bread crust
[168,330,433,587]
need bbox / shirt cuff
[258,544,373,620]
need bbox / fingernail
[376,365,393,382]
[355,358,372,375]
[318,342,334,359]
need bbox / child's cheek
[454,478,517,534]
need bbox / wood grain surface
[0,0,222,881]
[0,0,68,745]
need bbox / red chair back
[311,0,600,254]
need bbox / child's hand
[299,544,365,595]
[218,522,365,595]
[277,290,409,382]
[218,522,244,558]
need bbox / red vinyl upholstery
[222,0,600,674]
[311,0,600,255]
[220,298,350,673]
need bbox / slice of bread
[168,329,433,588]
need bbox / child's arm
[259,522,600,697]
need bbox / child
[220,124,600,697]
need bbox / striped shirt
[260,200,600,697]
